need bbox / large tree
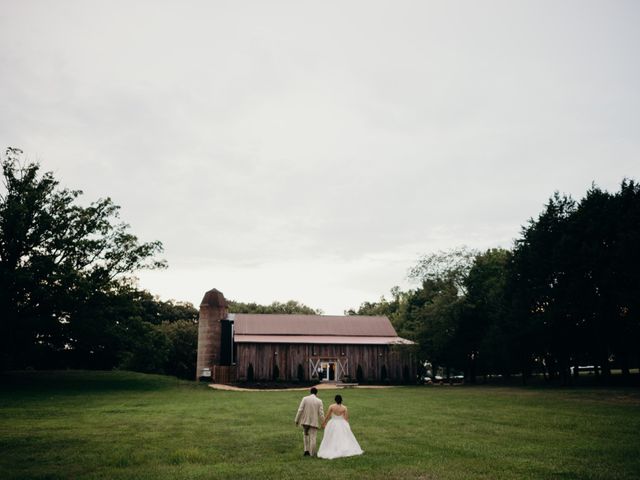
[0,148,166,369]
[462,248,511,382]
[508,182,640,383]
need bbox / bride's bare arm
[344,406,349,422]
[321,405,333,428]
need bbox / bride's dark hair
[335,394,342,404]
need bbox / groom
[295,387,324,456]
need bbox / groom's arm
[294,398,305,425]
[319,402,325,427]
[321,405,329,428]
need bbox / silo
[196,288,228,380]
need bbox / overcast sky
[1,1,638,314]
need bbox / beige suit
[295,394,324,455]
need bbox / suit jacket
[295,394,324,428]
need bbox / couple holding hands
[294,387,364,460]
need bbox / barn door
[337,358,348,382]
[309,358,321,380]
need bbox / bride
[317,394,364,459]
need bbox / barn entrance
[319,361,337,382]
[309,358,349,383]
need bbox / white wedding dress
[317,413,364,459]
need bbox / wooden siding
[213,365,237,384]
[235,342,416,383]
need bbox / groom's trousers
[302,425,318,455]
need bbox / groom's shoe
[303,451,310,456]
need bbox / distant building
[196,288,416,384]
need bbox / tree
[413,278,467,378]
[346,286,407,335]
[403,248,478,377]
[349,249,478,378]
[228,299,321,314]
[157,320,198,379]
[134,290,198,325]
[569,181,640,378]
[463,248,511,382]
[0,148,166,369]
[408,246,478,295]
[508,192,578,383]
[609,180,640,375]
[508,183,640,384]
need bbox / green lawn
[1,371,639,480]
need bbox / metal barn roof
[232,314,398,337]
[230,314,414,345]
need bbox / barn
[196,288,416,384]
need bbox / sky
[1,1,639,314]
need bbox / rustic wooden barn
[196,288,416,384]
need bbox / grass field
[1,371,639,480]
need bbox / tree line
[349,182,640,384]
